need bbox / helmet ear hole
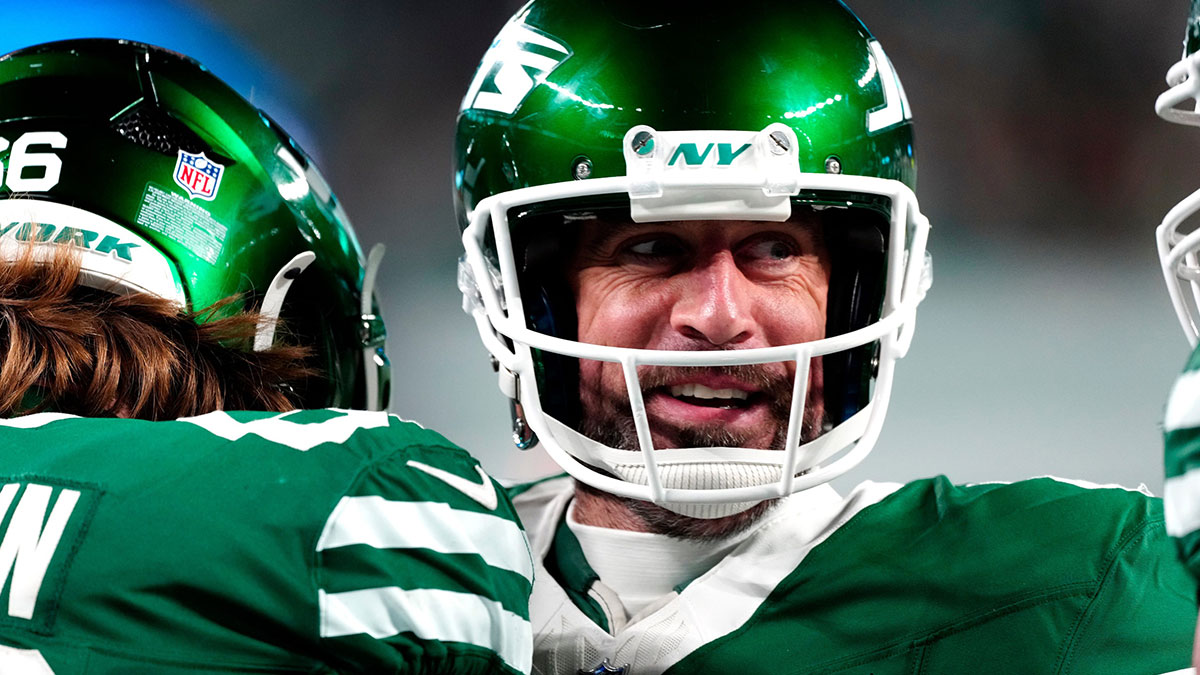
[822,207,888,425]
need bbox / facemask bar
[460,132,931,509]
[1158,186,1200,346]
[1157,51,1200,126]
[360,243,388,411]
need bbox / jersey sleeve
[1163,342,1200,579]
[314,420,533,675]
[1058,492,1197,674]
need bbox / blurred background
[6,0,1196,492]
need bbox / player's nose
[670,251,756,347]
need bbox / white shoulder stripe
[965,476,1151,495]
[1166,369,1200,432]
[0,413,78,429]
[1164,468,1200,537]
[317,496,533,582]
[320,587,532,673]
[179,409,390,450]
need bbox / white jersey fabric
[516,476,901,674]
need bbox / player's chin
[648,416,782,451]
[630,496,778,540]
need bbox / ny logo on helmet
[460,19,571,116]
[667,142,752,167]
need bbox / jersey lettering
[0,483,80,620]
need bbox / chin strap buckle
[510,399,538,450]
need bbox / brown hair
[0,248,316,419]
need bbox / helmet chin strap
[539,407,873,519]
[254,251,316,351]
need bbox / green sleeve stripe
[504,473,569,500]
[317,496,532,582]
[1175,529,1200,579]
[321,546,531,619]
[1165,427,1200,478]
[319,587,532,674]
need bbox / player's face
[569,216,831,451]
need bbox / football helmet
[455,0,931,515]
[0,39,389,410]
[1157,0,1200,344]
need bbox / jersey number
[0,132,68,192]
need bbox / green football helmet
[1157,0,1200,345]
[0,39,389,410]
[455,0,932,515]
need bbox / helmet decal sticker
[459,18,571,116]
[135,184,228,264]
[0,132,67,192]
[0,200,186,305]
[172,149,224,201]
[865,40,913,134]
[0,221,137,261]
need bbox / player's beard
[575,360,825,541]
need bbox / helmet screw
[630,130,655,156]
[572,156,593,180]
[768,130,791,154]
[825,156,842,174]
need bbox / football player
[456,1,1196,672]
[0,40,531,674]
[1156,1,1200,671]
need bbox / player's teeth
[670,384,695,397]
[668,384,750,400]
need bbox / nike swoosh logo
[406,460,498,511]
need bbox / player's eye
[739,234,800,262]
[736,233,815,279]
[618,235,688,269]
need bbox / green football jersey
[0,409,532,674]
[515,475,1195,674]
[1164,342,1200,581]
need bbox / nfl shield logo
[173,150,224,200]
